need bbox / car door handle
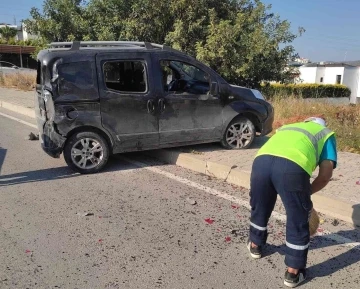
[147,99,155,114]
[158,98,166,113]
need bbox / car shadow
[263,204,360,282]
[0,155,146,187]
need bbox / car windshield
[170,61,208,83]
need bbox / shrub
[261,83,351,99]
[0,72,36,91]
[271,97,360,154]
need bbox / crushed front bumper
[260,102,274,136]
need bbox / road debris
[204,218,215,224]
[26,132,39,141]
[225,236,232,242]
[331,219,339,226]
[76,212,94,217]
[186,197,197,205]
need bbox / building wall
[315,67,326,84]
[323,67,345,84]
[21,24,37,40]
[0,24,37,41]
[298,67,317,83]
[298,65,360,104]
[343,67,359,104]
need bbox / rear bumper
[38,121,66,159]
[259,103,274,136]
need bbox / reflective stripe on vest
[277,126,332,164]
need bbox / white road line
[3,113,360,251]
[120,156,360,251]
[0,112,38,129]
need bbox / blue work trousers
[249,155,312,269]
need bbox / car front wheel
[64,131,110,174]
[221,117,256,149]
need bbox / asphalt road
[0,109,359,289]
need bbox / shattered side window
[103,60,147,93]
[57,61,96,100]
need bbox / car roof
[38,41,184,57]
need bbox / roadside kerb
[147,149,359,227]
[1,99,358,226]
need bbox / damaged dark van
[35,41,274,174]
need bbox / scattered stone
[186,197,197,205]
[76,212,94,217]
[331,219,339,226]
[26,132,39,141]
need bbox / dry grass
[271,96,360,154]
[0,72,36,91]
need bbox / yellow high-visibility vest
[256,122,335,176]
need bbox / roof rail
[48,41,172,51]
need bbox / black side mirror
[210,81,218,95]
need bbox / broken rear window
[57,61,97,101]
[103,60,147,93]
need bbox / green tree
[24,0,304,87]
[23,0,87,42]
[82,0,133,41]
[196,0,304,88]
[123,0,173,43]
[0,25,18,41]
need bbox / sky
[1,0,360,62]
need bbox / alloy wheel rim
[71,138,104,169]
[226,122,253,148]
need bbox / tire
[220,117,256,150]
[64,131,110,174]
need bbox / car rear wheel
[221,117,256,149]
[64,131,110,174]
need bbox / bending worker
[247,117,337,288]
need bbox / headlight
[250,89,266,100]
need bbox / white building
[0,23,37,41]
[298,61,360,104]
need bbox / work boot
[284,268,306,288]
[246,239,262,259]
